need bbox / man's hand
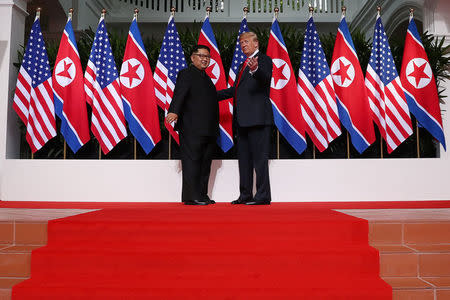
[248,56,259,72]
[166,113,178,123]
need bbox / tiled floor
[0,208,97,222]
[336,208,450,222]
[338,208,450,300]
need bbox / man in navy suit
[219,32,273,205]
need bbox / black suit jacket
[169,65,219,137]
[218,52,273,127]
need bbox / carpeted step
[29,246,381,279]
[13,278,392,300]
[46,219,370,246]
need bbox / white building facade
[0,0,449,202]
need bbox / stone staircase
[1,207,449,300]
[340,208,450,300]
[0,208,95,300]
[0,221,46,299]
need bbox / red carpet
[11,203,393,299]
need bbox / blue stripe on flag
[339,18,357,52]
[272,103,307,155]
[54,92,63,119]
[271,19,286,46]
[123,99,156,154]
[404,92,446,150]
[129,19,146,53]
[65,20,79,53]
[408,19,422,44]
[336,97,371,154]
[60,114,83,153]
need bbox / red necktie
[236,58,249,87]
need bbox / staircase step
[13,278,392,299]
[30,246,380,278]
[47,221,369,245]
[0,223,13,244]
[404,223,450,244]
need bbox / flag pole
[416,121,421,158]
[206,6,211,17]
[346,132,350,159]
[341,6,350,159]
[273,7,280,159]
[243,6,249,18]
[310,5,315,159]
[98,8,107,161]
[168,7,176,161]
[31,7,42,160]
[133,8,139,160]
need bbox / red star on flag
[272,62,287,86]
[333,60,351,84]
[122,62,141,86]
[206,62,217,80]
[57,60,73,79]
[408,61,430,87]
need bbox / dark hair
[191,44,210,56]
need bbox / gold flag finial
[101,8,107,19]
[206,6,212,17]
[342,6,346,17]
[377,6,381,17]
[68,8,74,20]
[170,7,176,16]
[36,7,42,18]
[134,8,139,20]
[309,6,314,17]
[243,7,249,18]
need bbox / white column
[0,0,28,197]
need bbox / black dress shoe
[246,200,271,205]
[208,199,216,204]
[231,198,249,204]
[183,200,209,205]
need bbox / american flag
[13,16,56,153]
[366,15,413,153]
[84,16,127,154]
[297,16,341,152]
[228,17,248,88]
[153,15,187,144]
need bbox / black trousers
[236,125,272,202]
[179,133,216,202]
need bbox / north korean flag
[198,15,233,153]
[400,17,446,150]
[53,16,90,153]
[331,16,375,154]
[120,17,161,154]
[267,17,307,154]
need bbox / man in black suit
[166,45,218,205]
[218,32,273,205]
